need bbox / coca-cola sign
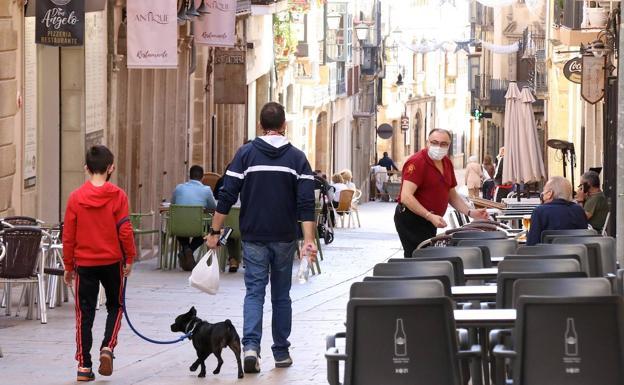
[563,57,582,84]
[36,0,84,46]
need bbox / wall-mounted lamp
[327,12,342,30]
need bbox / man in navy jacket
[526,176,588,245]
[206,102,318,373]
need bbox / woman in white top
[340,169,356,190]
[330,173,349,205]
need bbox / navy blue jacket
[526,199,588,245]
[216,136,315,242]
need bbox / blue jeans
[241,241,297,360]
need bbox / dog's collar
[184,318,200,337]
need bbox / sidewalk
[0,202,402,385]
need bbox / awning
[25,0,107,17]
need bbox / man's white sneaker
[275,355,293,368]
[244,350,261,373]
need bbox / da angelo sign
[563,57,582,84]
[36,0,84,46]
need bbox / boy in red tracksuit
[63,145,136,382]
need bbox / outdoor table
[464,268,498,280]
[453,309,516,328]
[491,256,504,264]
[451,285,497,302]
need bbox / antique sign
[214,49,247,104]
[195,0,237,47]
[581,55,606,104]
[36,0,84,46]
[126,0,178,69]
[563,57,582,84]
[400,116,409,132]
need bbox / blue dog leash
[117,217,192,344]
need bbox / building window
[325,2,352,63]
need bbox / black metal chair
[540,228,598,243]
[388,257,465,286]
[363,275,453,297]
[498,258,581,274]
[412,246,484,268]
[456,239,518,267]
[492,296,624,385]
[373,260,460,285]
[553,236,617,276]
[326,297,483,385]
[350,280,446,299]
[496,272,587,309]
[511,277,612,308]
[516,244,594,276]
[451,230,508,245]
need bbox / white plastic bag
[189,250,220,295]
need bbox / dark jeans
[74,262,124,368]
[394,204,437,258]
[177,237,204,253]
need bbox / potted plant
[273,13,299,60]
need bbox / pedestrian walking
[394,129,489,258]
[465,155,483,198]
[62,145,136,382]
[206,102,318,373]
[378,151,399,171]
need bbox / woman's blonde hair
[332,173,344,184]
[340,169,353,182]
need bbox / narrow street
[0,202,401,385]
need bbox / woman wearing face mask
[394,129,489,258]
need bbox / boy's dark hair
[85,145,114,174]
[190,165,204,180]
[260,102,286,131]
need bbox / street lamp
[327,12,342,30]
[355,23,370,43]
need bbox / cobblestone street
[0,202,402,385]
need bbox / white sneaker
[244,350,260,373]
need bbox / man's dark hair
[85,145,114,174]
[582,170,600,188]
[190,165,204,180]
[428,128,452,141]
[383,152,389,157]
[260,102,286,131]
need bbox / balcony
[361,46,379,76]
[475,75,508,109]
[551,0,619,46]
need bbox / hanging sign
[563,57,582,84]
[581,55,605,104]
[214,49,247,104]
[400,116,410,131]
[195,0,237,47]
[377,123,393,139]
[36,0,84,46]
[126,0,178,69]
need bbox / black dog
[170,307,244,378]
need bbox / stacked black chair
[456,239,518,267]
[511,277,612,308]
[373,260,461,285]
[540,228,598,243]
[412,246,483,268]
[553,236,617,276]
[516,244,594,276]
[363,275,453,297]
[388,256,465,286]
[492,296,624,385]
[326,297,483,385]
[349,280,446,299]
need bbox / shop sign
[581,55,605,104]
[563,57,582,84]
[400,116,409,131]
[196,0,237,47]
[377,123,393,139]
[36,0,84,46]
[214,49,247,104]
[126,0,178,69]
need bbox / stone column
[0,2,18,216]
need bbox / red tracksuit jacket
[63,181,136,272]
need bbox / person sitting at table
[526,176,588,246]
[340,169,356,190]
[171,165,217,270]
[576,170,609,233]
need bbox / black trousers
[75,262,124,368]
[177,237,204,252]
[394,204,437,258]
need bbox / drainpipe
[616,29,624,265]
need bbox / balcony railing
[475,75,508,108]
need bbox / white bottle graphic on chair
[394,318,407,357]
[565,317,579,356]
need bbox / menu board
[24,18,37,189]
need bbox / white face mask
[428,145,448,160]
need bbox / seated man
[576,170,609,233]
[171,165,216,270]
[526,176,588,245]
